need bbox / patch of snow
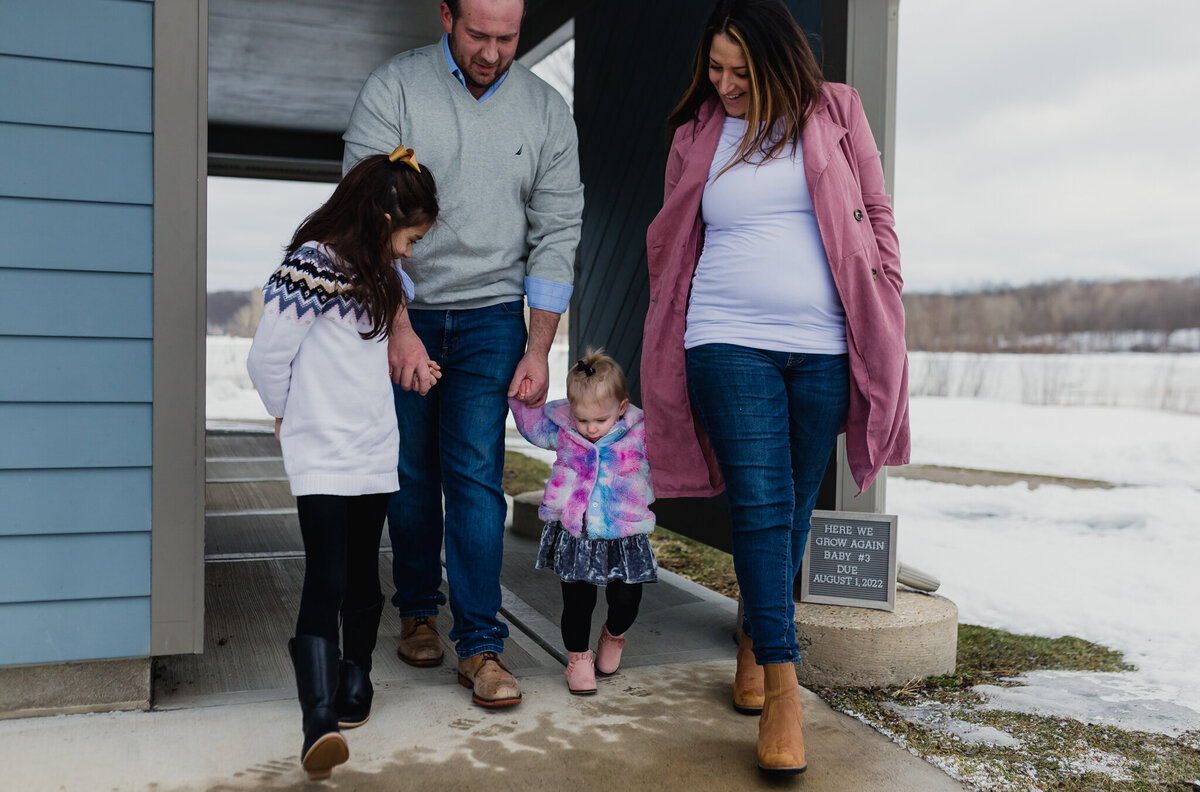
[909,352,1200,413]
[1058,747,1133,782]
[884,701,1024,747]
[893,476,1200,725]
[907,397,1200,487]
[206,336,268,421]
[975,672,1200,737]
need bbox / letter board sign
[800,510,897,611]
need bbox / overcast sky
[207,0,1200,294]
[893,0,1200,292]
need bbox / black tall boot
[288,634,349,780]
[335,598,383,728]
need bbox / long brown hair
[667,0,824,172]
[286,155,438,339]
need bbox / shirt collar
[442,34,508,103]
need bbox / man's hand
[388,320,435,395]
[508,351,549,408]
[507,307,560,408]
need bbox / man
[342,0,583,708]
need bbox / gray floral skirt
[535,521,658,586]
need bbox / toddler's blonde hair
[566,348,628,406]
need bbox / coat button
[871,268,878,280]
[854,209,864,221]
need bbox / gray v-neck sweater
[343,43,584,310]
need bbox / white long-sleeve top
[246,242,407,496]
[686,116,847,354]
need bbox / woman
[641,0,910,775]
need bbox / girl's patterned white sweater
[247,242,411,497]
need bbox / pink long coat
[641,85,910,498]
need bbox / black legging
[295,493,389,644]
[560,579,643,653]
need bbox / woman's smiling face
[708,31,750,118]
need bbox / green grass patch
[502,450,551,496]
[647,526,740,599]
[951,623,1134,685]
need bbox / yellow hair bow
[388,146,421,172]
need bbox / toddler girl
[509,349,657,694]
[247,146,438,780]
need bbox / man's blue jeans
[686,344,849,665]
[388,301,526,658]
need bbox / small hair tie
[388,146,421,172]
[574,359,595,377]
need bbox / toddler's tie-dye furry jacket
[509,398,655,540]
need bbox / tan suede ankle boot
[733,631,765,714]
[757,663,806,774]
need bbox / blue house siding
[0,404,152,470]
[0,198,153,274]
[0,55,153,132]
[0,124,154,205]
[0,0,153,69]
[0,599,151,667]
[0,0,155,667]
[0,533,151,603]
[0,469,151,537]
[0,269,153,338]
[0,338,152,402]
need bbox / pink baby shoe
[595,625,626,676]
[565,650,597,695]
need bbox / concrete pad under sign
[796,591,958,688]
[511,489,544,539]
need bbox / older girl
[247,146,438,780]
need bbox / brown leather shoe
[397,616,444,667]
[757,663,806,775]
[457,651,522,708]
[733,631,765,715]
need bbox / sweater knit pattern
[509,398,655,540]
[262,251,366,329]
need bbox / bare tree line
[904,277,1200,352]
[208,289,263,337]
[211,276,1200,352]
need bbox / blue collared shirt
[442,35,508,103]
[441,36,572,313]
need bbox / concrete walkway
[3,659,968,791]
[0,428,969,791]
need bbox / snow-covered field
[208,337,1200,732]
[909,350,1200,413]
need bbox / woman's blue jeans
[388,301,526,658]
[686,344,849,665]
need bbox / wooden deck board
[205,479,294,513]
